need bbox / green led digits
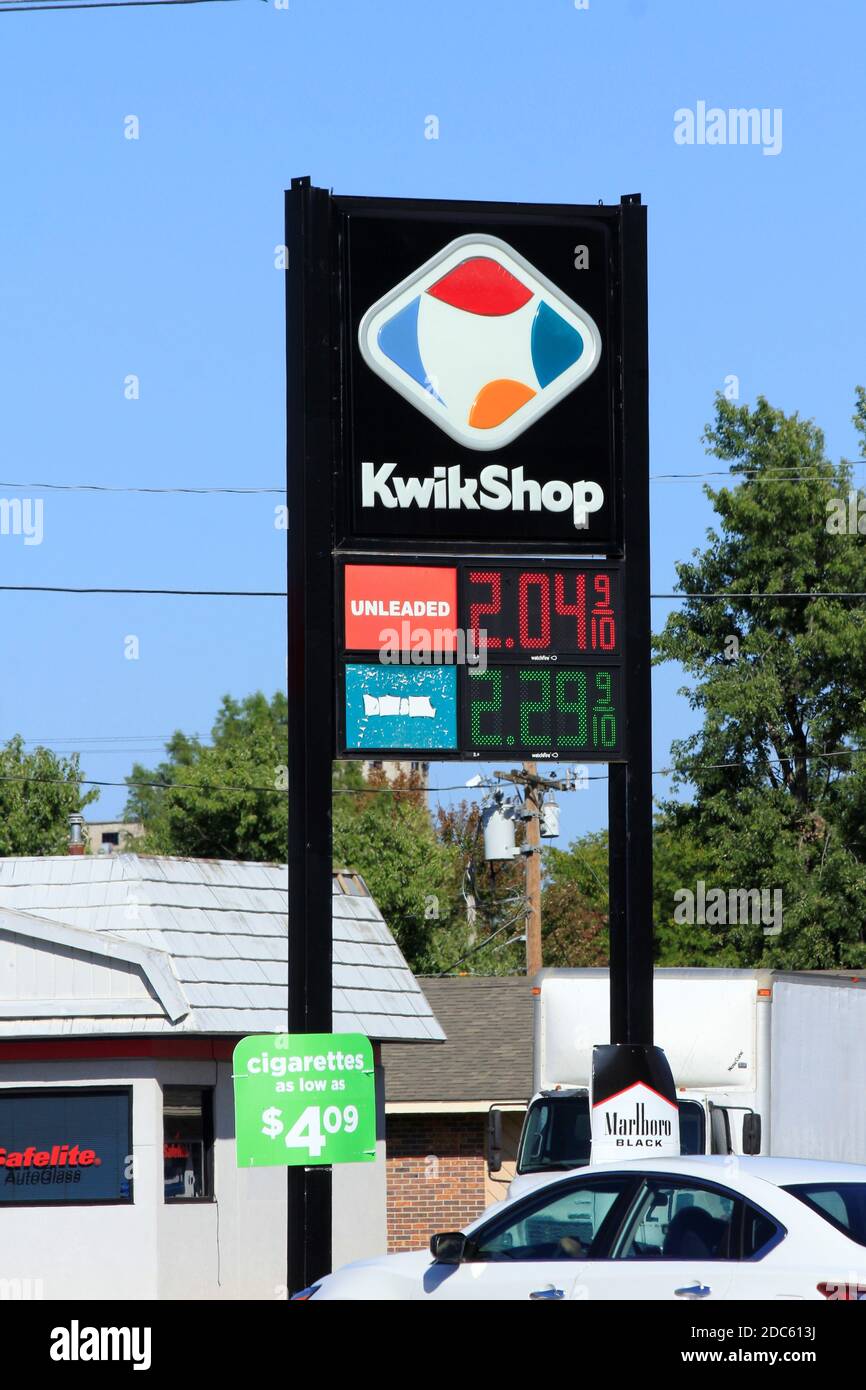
[519,669,552,743]
[555,670,588,745]
[469,667,503,745]
[592,671,617,748]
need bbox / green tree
[0,736,96,855]
[542,830,610,966]
[124,692,288,861]
[653,392,866,968]
[332,764,465,973]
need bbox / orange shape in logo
[468,379,536,429]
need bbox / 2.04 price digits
[467,569,617,654]
[468,667,619,753]
[261,1104,359,1159]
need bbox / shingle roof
[382,976,533,1103]
[0,855,443,1043]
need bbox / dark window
[163,1087,214,1201]
[470,1176,637,1262]
[517,1095,592,1174]
[742,1202,783,1258]
[101,832,120,846]
[0,1088,132,1205]
[678,1100,706,1155]
[614,1179,739,1261]
[782,1183,866,1247]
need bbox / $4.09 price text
[261,1104,360,1159]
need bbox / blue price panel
[462,665,625,760]
[343,664,458,751]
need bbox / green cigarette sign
[232,1033,376,1168]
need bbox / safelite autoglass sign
[0,1089,132,1203]
[232,1033,376,1168]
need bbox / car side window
[742,1202,784,1258]
[471,1177,636,1263]
[613,1179,740,1261]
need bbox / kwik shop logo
[358,235,602,452]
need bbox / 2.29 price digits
[466,667,619,755]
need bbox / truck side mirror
[709,1103,732,1155]
[742,1112,762,1155]
[430,1232,471,1264]
[487,1108,503,1174]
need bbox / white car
[295,1155,866,1300]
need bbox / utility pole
[522,761,542,978]
[489,764,576,977]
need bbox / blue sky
[0,0,864,845]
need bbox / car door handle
[530,1286,565,1300]
[675,1283,712,1299]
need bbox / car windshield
[782,1183,866,1247]
[517,1095,705,1173]
[518,1096,593,1174]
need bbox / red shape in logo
[427,257,533,316]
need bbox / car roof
[572,1154,866,1185]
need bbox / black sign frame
[287,180,652,1293]
[332,193,626,555]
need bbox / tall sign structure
[287,181,655,1290]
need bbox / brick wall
[386,1113,488,1252]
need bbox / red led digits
[518,572,551,649]
[591,574,616,651]
[468,571,502,649]
[554,572,588,650]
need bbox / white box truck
[492,968,866,1198]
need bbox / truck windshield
[517,1096,706,1173]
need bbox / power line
[433,905,528,976]
[0,481,283,494]
[0,772,283,793]
[652,592,866,600]
[0,0,249,11]
[0,746,861,798]
[0,584,285,596]
[650,467,866,483]
[2,581,865,602]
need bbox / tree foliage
[653,392,866,967]
[0,736,97,856]
[124,692,288,861]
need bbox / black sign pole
[286,176,335,1291]
[608,194,653,1047]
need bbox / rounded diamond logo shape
[358,234,602,451]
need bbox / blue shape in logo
[377,298,444,402]
[531,301,583,389]
[344,665,457,751]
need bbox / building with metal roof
[0,855,443,1043]
[0,854,442,1300]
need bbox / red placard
[344,565,458,652]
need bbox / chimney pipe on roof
[68,813,85,855]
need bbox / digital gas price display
[461,565,621,659]
[337,560,626,762]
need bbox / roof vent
[68,813,85,856]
